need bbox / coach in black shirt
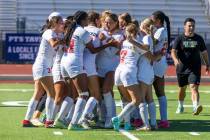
[171,18,209,115]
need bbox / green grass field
[0,83,210,140]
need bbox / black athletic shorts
[177,73,201,87]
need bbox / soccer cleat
[136,125,151,131]
[45,120,54,128]
[22,120,37,127]
[176,106,184,114]
[111,117,120,131]
[131,119,143,128]
[80,119,91,130]
[68,123,86,131]
[158,120,170,128]
[31,119,44,127]
[124,122,133,130]
[193,105,203,115]
[54,119,67,129]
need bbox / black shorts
[177,73,200,87]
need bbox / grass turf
[0,83,210,140]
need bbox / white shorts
[32,64,52,80]
[84,54,97,77]
[61,55,86,78]
[52,63,64,83]
[96,54,119,78]
[115,65,138,87]
[153,56,168,78]
[137,59,154,85]
[61,65,69,78]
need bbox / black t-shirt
[172,33,207,74]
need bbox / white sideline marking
[53,131,63,136]
[2,100,210,108]
[1,101,28,106]
[106,133,152,136]
[189,132,200,136]
[0,88,210,94]
[119,129,140,140]
[0,89,33,92]
[115,101,210,108]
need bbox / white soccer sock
[103,92,113,121]
[45,96,54,121]
[52,104,60,120]
[65,104,75,123]
[79,97,98,123]
[178,100,184,108]
[57,97,74,121]
[158,96,167,121]
[139,103,149,127]
[148,102,156,126]
[118,102,136,122]
[193,101,199,110]
[70,97,86,124]
[98,100,106,122]
[112,97,116,117]
[24,98,38,120]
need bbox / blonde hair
[125,23,138,37]
[101,10,112,26]
[140,18,154,35]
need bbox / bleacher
[1,0,210,39]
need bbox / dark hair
[40,16,63,35]
[184,17,195,25]
[131,19,140,29]
[152,11,170,45]
[64,11,88,46]
[106,13,119,30]
[87,11,100,26]
[119,13,132,25]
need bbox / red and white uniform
[61,25,92,78]
[32,29,58,80]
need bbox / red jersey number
[68,39,74,53]
[120,50,127,63]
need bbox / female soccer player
[151,11,171,128]
[22,13,65,128]
[96,13,125,128]
[111,23,145,131]
[61,11,115,130]
[137,18,164,131]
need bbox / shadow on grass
[157,119,210,132]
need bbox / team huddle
[21,9,199,131]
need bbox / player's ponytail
[152,11,171,46]
[64,11,88,46]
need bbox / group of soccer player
[21,9,171,131]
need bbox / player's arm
[86,39,117,54]
[48,38,65,48]
[127,37,149,51]
[201,50,210,74]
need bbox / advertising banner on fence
[4,33,41,62]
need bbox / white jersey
[96,29,124,77]
[61,25,92,78]
[52,33,65,83]
[153,27,168,77]
[34,29,57,69]
[115,38,145,87]
[32,29,58,80]
[137,35,154,85]
[83,25,100,76]
[153,27,168,52]
[119,39,146,66]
